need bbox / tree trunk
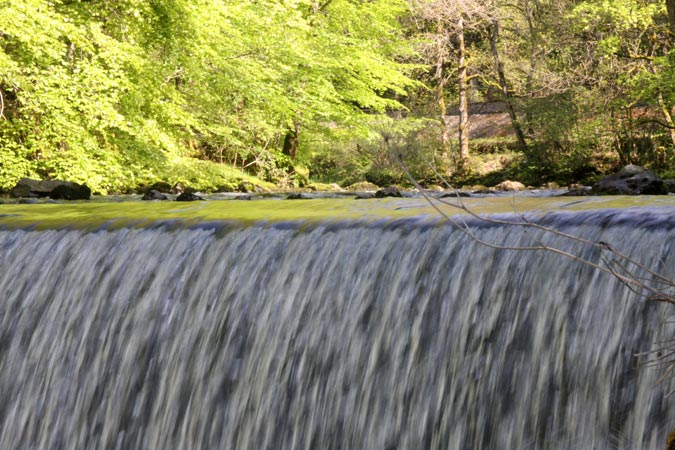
[667,0,675,34]
[457,16,470,168]
[490,18,529,153]
[657,92,675,149]
[523,0,538,136]
[282,121,300,160]
[435,20,451,170]
[649,61,675,150]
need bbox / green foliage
[5,0,675,193]
[0,0,416,193]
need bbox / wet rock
[355,192,375,200]
[10,178,40,197]
[11,178,91,200]
[147,181,173,193]
[664,179,675,193]
[287,193,311,200]
[18,198,40,204]
[495,180,526,191]
[592,165,667,195]
[375,186,402,198]
[50,183,91,200]
[473,189,497,195]
[176,192,204,201]
[142,189,169,201]
[438,191,471,198]
[559,187,592,196]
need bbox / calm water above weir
[0,196,674,449]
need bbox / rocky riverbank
[3,165,675,204]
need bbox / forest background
[3,0,675,195]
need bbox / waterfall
[0,208,673,449]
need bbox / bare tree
[412,0,492,172]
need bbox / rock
[287,193,311,200]
[345,181,379,191]
[142,189,168,201]
[11,178,91,200]
[10,178,41,197]
[375,186,402,198]
[176,192,204,201]
[234,194,252,200]
[50,183,91,200]
[144,181,172,194]
[495,180,526,191]
[18,198,40,204]
[558,188,592,196]
[172,182,186,194]
[438,191,471,198]
[664,179,675,193]
[237,181,263,193]
[473,189,497,195]
[592,164,667,195]
[355,192,375,200]
[541,181,560,190]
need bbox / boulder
[50,183,91,200]
[287,193,311,200]
[172,182,186,194]
[345,181,379,191]
[541,181,560,190]
[11,178,91,200]
[143,181,172,194]
[176,192,204,201]
[438,191,471,198]
[375,186,402,198]
[592,165,667,195]
[664,179,675,193]
[10,178,41,197]
[142,189,169,201]
[495,180,526,191]
[355,192,375,200]
[237,180,263,193]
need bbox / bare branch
[0,88,5,120]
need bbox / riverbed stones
[176,192,204,201]
[495,180,526,191]
[375,186,402,198]
[438,191,472,198]
[592,164,667,195]
[11,178,91,200]
[142,181,172,194]
[142,189,169,201]
[355,192,375,199]
[287,193,312,200]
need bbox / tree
[412,0,492,172]
[0,0,417,191]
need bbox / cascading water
[0,207,673,449]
